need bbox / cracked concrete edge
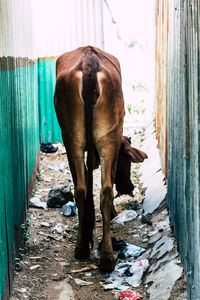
[139,122,186,299]
[140,122,167,216]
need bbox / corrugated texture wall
[38,58,62,143]
[0,0,104,298]
[155,0,200,298]
[0,1,40,298]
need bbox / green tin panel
[38,58,62,144]
[0,57,40,298]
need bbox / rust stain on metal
[155,0,169,177]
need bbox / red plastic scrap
[120,290,142,300]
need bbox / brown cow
[54,46,147,272]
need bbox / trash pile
[99,235,148,295]
[103,259,149,291]
[30,182,149,296]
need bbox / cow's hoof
[99,256,116,273]
[75,246,90,259]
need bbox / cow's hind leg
[100,185,116,272]
[98,146,119,272]
[64,146,91,259]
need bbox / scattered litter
[111,210,137,226]
[122,244,145,258]
[29,197,47,210]
[52,223,63,234]
[40,222,50,227]
[125,260,149,287]
[48,163,65,172]
[71,265,98,273]
[98,239,145,260]
[71,265,96,273]
[74,278,94,286]
[42,175,52,182]
[30,265,41,270]
[112,238,127,252]
[62,201,76,216]
[90,264,98,270]
[104,259,149,290]
[74,223,79,230]
[29,256,42,260]
[38,188,51,193]
[38,231,47,236]
[120,290,142,300]
[103,280,129,291]
[85,272,92,277]
[55,143,66,154]
[47,184,73,208]
[15,288,27,293]
[40,143,58,153]
[136,224,146,229]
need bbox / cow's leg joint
[75,187,91,259]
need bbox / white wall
[0,0,104,58]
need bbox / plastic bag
[111,210,137,226]
[120,290,142,300]
[122,244,145,258]
[125,259,149,287]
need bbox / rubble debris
[146,260,183,300]
[150,235,174,259]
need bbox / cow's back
[54,46,125,144]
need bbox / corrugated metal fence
[155,0,200,298]
[0,0,104,298]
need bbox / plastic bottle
[62,201,76,216]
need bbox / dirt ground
[10,136,187,300]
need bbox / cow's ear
[122,136,148,163]
[125,146,148,163]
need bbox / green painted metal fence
[0,58,40,297]
[0,55,62,298]
[38,58,62,144]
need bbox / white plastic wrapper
[111,210,137,226]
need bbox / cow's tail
[81,47,100,248]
